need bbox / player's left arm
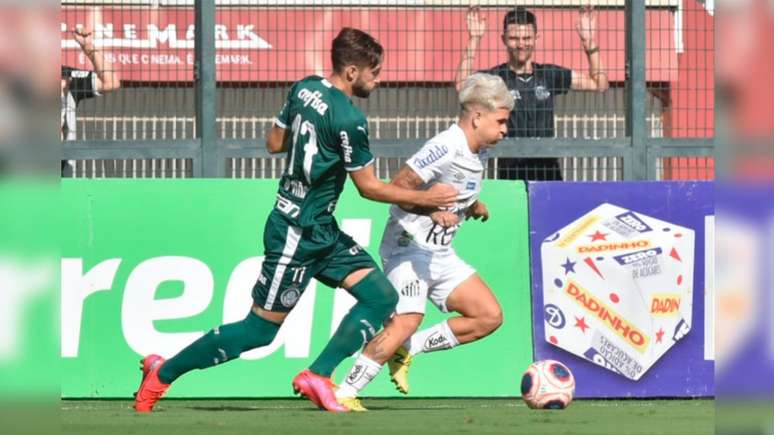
[466,200,490,222]
[571,5,609,92]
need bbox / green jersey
[273,75,374,227]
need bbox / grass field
[61,398,714,435]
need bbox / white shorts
[382,249,476,315]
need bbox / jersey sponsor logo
[613,247,663,265]
[615,211,653,233]
[650,294,681,316]
[282,179,308,199]
[340,131,353,163]
[297,88,328,116]
[275,195,300,218]
[544,304,566,329]
[577,239,651,254]
[466,181,476,191]
[565,280,649,352]
[279,286,301,308]
[534,85,551,101]
[557,215,600,247]
[412,145,449,169]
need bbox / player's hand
[430,211,460,228]
[422,183,458,208]
[576,5,596,46]
[466,200,489,222]
[73,28,95,52]
[466,6,487,39]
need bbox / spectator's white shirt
[380,123,487,255]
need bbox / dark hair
[503,7,537,33]
[331,27,383,73]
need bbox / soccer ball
[520,360,575,409]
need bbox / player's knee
[352,270,398,321]
[233,311,281,356]
[477,306,503,336]
[383,284,399,309]
[373,282,399,318]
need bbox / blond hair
[459,73,515,113]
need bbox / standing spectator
[61,27,120,176]
[455,6,609,180]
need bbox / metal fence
[61,0,715,180]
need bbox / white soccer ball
[520,360,575,410]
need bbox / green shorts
[252,210,378,312]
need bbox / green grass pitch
[62,398,714,435]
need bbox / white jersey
[380,123,487,257]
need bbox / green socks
[156,270,397,383]
[158,310,280,384]
[309,270,398,377]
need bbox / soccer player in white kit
[335,73,515,410]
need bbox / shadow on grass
[185,404,468,412]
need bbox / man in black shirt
[455,6,609,180]
[61,27,120,175]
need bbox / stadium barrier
[60,179,714,398]
[60,179,533,398]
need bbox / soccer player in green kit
[133,27,458,413]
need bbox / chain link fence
[61,0,714,180]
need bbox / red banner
[61,8,677,83]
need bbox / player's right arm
[390,165,460,227]
[349,165,457,209]
[265,96,294,154]
[342,112,457,209]
[265,125,289,154]
[455,6,487,92]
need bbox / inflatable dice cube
[541,203,695,381]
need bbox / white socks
[336,354,383,398]
[404,320,460,356]
[336,321,460,398]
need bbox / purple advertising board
[528,181,714,398]
[715,184,774,397]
